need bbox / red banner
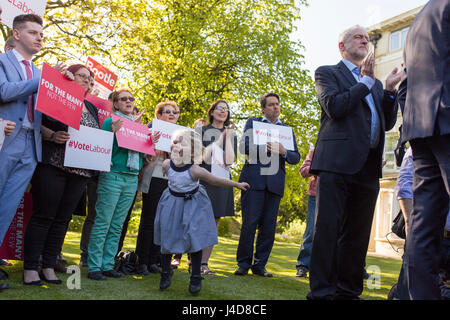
[112,114,155,155]
[85,57,118,92]
[85,93,113,127]
[0,193,32,261]
[35,63,85,130]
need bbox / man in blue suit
[0,14,44,290]
[401,0,450,300]
[235,93,300,277]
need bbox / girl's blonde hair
[171,129,204,165]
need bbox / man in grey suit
[401,0,450,300]
[0,14,44,290]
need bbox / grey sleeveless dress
[153,161,218,254]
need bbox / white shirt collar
[262,116,282,125]
[12,49,31,64]
[342,59,358,73]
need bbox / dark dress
[198,124,237,218]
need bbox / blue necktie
[352,67,380,148]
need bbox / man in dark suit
[400,0,449,300]
[0,14,43,291]
[307,25,402,300]
[235,93,300,277]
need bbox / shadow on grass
[0,232,401,300]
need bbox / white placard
[0,120,6,151]
[252,121,295,151]
[0,0,47,29]
[151,118,190,153]
[64,125,114,172]
[211,144,230,180]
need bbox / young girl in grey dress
[154,129,249,294]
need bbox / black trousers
[309,154,380,299]
[237,189,281,270]
[24,164,89,270]
[135,178,167,266]
[405,135,450,299]
[79,177,98,260]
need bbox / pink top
[299,148,317,197]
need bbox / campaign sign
[112,114,155,155]
[86,57,118,100]
[0,0,47,29]
[151,119,190,153]
[0,120,5,151]
[35,63,85,130]
[252,121,295,151]
[85,93,112,127]
[0,192,32,261]
[64,125,114,172]
[211,144,230,180]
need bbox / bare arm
[398,198,412,236]
[190,165,249,191]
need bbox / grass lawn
[0,231,401,300]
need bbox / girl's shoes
[189,275,203,294]
[159,270,173,290]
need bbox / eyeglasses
[163,109,180,115]
[74,73,91,81]
[118,97,135,102]
[215,105,229,112]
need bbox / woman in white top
[135,101,180,275]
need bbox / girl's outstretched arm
[190,165,249,191]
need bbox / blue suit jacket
[238,117,301,197]
[0,50,42,161]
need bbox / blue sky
[293,0,429,75]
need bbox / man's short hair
[12,14,43,30]
[338,25,365,44]
[4,37,16,52]
[260,93,280,108]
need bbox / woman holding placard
[23,64,99,285]
[86,88,147,281]
[135,101,180,275]
[196,100,237,275]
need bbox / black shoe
[296,267,308,278]
[0,268,8,281]
[88,271,107,281]
[160,271,173,290]
[0,283,12,291]
[39,271,62,285]
[22,274,42,286]
[137,264,150,275]
[79,255,89,268]
[363,269,370,280]
[189,275,203,294]
[148,264,161,274]
[234,267,249,276]
[102,270,125,278]
[251,267,273,277]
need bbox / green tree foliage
[0,0,320,227]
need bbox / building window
[389,27,409,51]
[383,131,400,172]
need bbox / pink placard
[35,63,85,130]
[85,93,112,127]
[112,114,155,155]
[0,192,32,261]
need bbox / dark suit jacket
[310,61,398,178]
[402,0,450,142]
[238,117,300,197]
